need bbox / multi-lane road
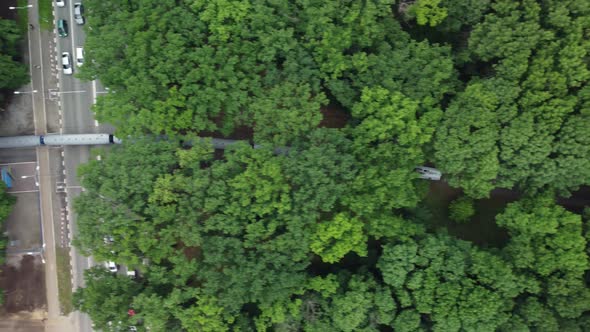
[54,2,108,332]
[6,1,131,330]
[23,1,111,331]
[55,1,98,134]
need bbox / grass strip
[55,247,73,315]
[16,0,29,33]
[38,0,54,31]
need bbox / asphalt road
[54,3,98,332]
[7,1,116,331]
[53,2,116,331]
[55,2,95,134]
[0,148,37,163]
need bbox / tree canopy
[435,0,590,198]
[72,0,590,331]
[73,138,590,331]
[0,18,28,102]
[496,195,590,327]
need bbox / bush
[449,196,475,223]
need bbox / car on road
[55,0,65,7]
[57,19,68,37]
[105,261,118,272]
[74,3,85,25]
[61,52,73,75]
[75,47,84,66]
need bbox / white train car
[42,134,115,146]
[0,135,41,148]
[0,134,121,148]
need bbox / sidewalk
[44,315,77,332]
[25,1,79,332]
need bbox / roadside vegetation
[15,0,29,32]
[0,17,29,105]
[72,0,590,331]
[0,183,16,304]
[37,0,53,31]
[55,247,73,315]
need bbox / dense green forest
[72,0,590,331]
[0,17,29,105]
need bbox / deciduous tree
[73,267,144,331]
[496,195,590,326]
[346,87,440,215]
[436,0,590,196]
[378,234,524,331]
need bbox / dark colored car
[57,19,68,37]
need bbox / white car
[127,269,136,278]
[415,166,442,181]
[56,0,65,7]
[75,47,84,67]
[61,52,72,75]
[105,261,118,272]
[74,3,85,25]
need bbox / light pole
[48,89,86,101]
[8,4,33,9]
[14,90,38,94]
[20,165,40,187]
[51,90,86,94]
[21,175,39,187]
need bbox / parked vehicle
[74,3,85,25]
[55,0,65,7]
[75,47,84,66]
[414,166,442,181]
[61,52,73,75]
[105,261,118,272]
[57,19,68,37]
